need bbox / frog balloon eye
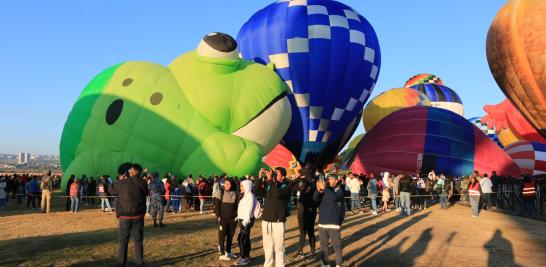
[150,92,163,105]
[196,32,239,60]
[106,99,123,125]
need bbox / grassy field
[1,192,546,266]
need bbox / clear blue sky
[0,0,507,155]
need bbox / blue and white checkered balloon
[237,0,381,166]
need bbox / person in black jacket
[294,168,318,262]
[109,163,149,267]
[214,178,239,261]
[314,173,345,267]
[261,167,297,267]
[398,175,413,216]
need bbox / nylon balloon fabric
[237,0,381,168]
[350,106,521,177]
[505,140,546,176]
[409,83,464,116]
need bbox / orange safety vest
[522,182,536,198]
[468,183,480,196]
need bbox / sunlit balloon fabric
[237,0,381,167]
[363,88,430,131]
[487,0,546,139]
[504,140,546,176]
[404,73,444,88]
[468,117,503,148]
[59,33,291,190]
[350,107,521,177]
[263,144,302,175]
[409,83,464,116]
[482,99,546,147]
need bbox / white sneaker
[372,211,378,215]
[397,208,402,212]
[226,252,238,259]
[219,255,231,261]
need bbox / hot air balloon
[350,106,521,177]
[487,0,546,139]
[468,117,503,148]
[237,0,381,168]
[263,144,302,175]
[404,73,444,88]
[363,88,430,131]
[339,132,365,169]
[408,83,464,116]
[59,33,291,190]
[504,140,546,176]
[482,99,546,147]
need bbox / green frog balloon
[60,33,291,189]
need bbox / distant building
[17,152,31,164]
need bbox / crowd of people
[0,167,545,267]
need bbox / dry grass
[1,192,546,267]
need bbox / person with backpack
[198,177,211,214]
[214,177,239,261]
[294,169,318,262]
[436,174,448,209]
[367,174,379,215]
[26,176,39,209]
[314,173,345,267]
[233,179,260,266]
[97,176,112,212]
[149,172,166,227]
[261,167,296,267]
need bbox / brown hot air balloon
[486,0,546,138]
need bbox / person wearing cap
[314,173,345,267]
[109,163,149,267]
[148,172,166,227]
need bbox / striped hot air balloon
[237,0,381,168]
[404,73,444,87]
[409,83,464,116]
[263,144,302,175]
[504,140,546,176]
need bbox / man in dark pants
[109,163,149,267]
[294,169,318,262]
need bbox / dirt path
[1,197,545,267]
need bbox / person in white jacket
[479,173,493,211]
[234,179,258,266]
[348,173,362,213]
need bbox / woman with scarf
[233,179,258,266]
[214,178,239,261]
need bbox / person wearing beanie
[314,173,345,267]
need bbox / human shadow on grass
[0,216,216,266]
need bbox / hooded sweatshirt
[213,181,239,221]
[236,180,256,226]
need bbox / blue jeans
[351,193,360,210]
[439,193,448,208]
[200,199,206,212]
[469,195,480,216]
[370,194,377,212]
[400,192,411,215]
[101,197,111,211]
[70,196,79,212]
[394,193,400,209]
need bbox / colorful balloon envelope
[263,144,302,175]
[237,0,381,168]
[487,0,546,139]
[350,106,521,177]
[482,99,546,147]
[408,83,464,116]
[504,140,546,176]
[468,117,503,148]
[339,132,365,169]
[363,88,430,132]
[404,73,444,88]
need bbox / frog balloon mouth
[233,91,291,153]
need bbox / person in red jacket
[198,177,210,214]
[164,177,172,213]
[521,175,536,217]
